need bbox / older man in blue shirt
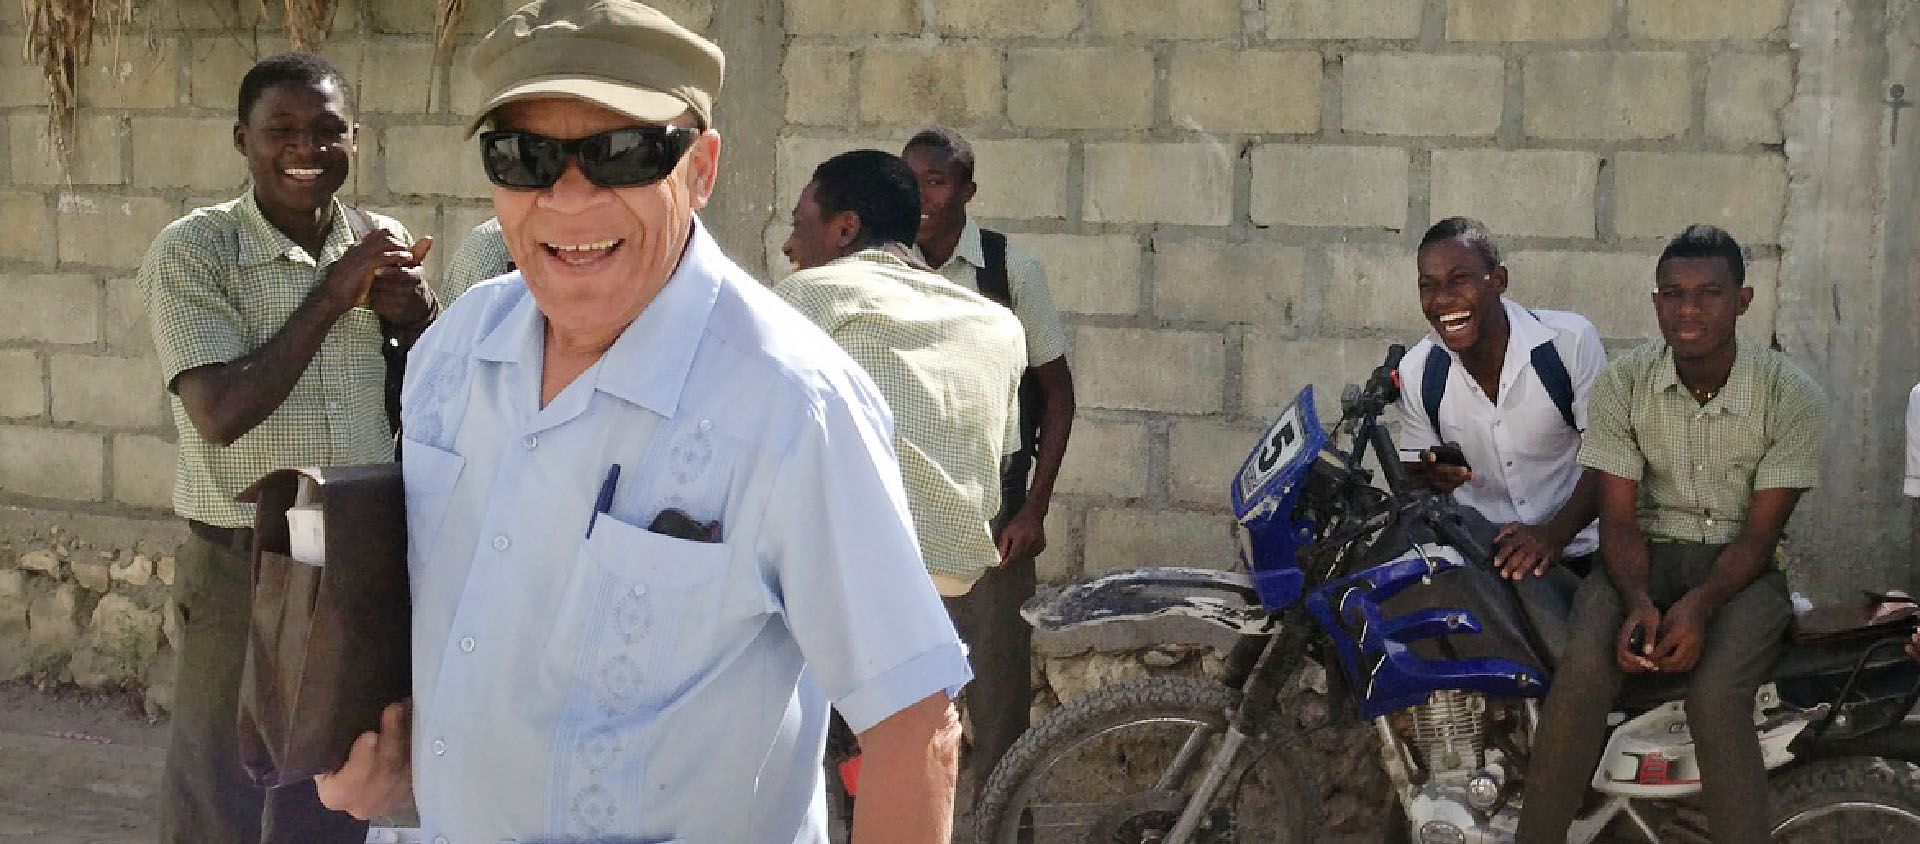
[314,3,970,842]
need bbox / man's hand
[1411,443,1474,494]
[1493,523,1560,579]
[1616,602,1662,674]
[366,236,435,327]
[314,700,412,821]
[322,229,424,317]
[997,503,1046,564]
[1652,594,1710,673]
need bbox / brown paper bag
[235,463,411,788]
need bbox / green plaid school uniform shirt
[1578,339,1826,545]
[139,193,411,528]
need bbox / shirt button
[460,636,475,653]
[328,401,341,412]
[1517,499,1527,506]
[631,584,647,597]
[523,435,538,449]
[434,837,449,844]
[1705,518,1716,526]
[492,535,510,551]
[1505,461,1514,468]
[431,739,446,756]
[699,419,714,433]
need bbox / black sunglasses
[478,126,697,189]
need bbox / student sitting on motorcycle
[1397,217,1606,580]
[1518,225,1827,844]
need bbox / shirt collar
[235,191,355,267]
[947,217,986,270]
[833,248,913,272]
[1652,339,1758,414]
[470,218,723,420]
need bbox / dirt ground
[0,682,167,844]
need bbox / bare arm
[1596,471,1660,673]
[176,232,424,446]
[1651,487,1803,673]
[998,357,1073,563]
[850,692,962,844]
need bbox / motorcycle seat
[1615,634,1917,712]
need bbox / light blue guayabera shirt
[398,220,971,844]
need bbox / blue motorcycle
[970,345,1920,844]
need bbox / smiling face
[234,78,352,221]
[781,181,859,271]
[1416,237,1509,354]
[488,97,720,346]
[1653,256,1750,362]
[903,146,973,249]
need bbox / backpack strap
[1530,339,1578,431]
[1421,343,1451,437]
[977,228,1013,308]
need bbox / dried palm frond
[427,0,467,111]
[22,0,138,175]
[266,0,337,52]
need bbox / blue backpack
[1421,338,1577,436]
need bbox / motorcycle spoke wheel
[1769,757,1920,844]
[970,677,1320,844]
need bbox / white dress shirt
[1394,298,1607,557]
[398,220,970,844]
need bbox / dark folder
[235,462,411,788]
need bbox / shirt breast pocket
[401,436,464,559]
[572,512,742,716]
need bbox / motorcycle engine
[1394,690,1523,844]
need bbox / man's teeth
[284,168,323,177]
[550,239,619,252]
[1440,312,1471,330]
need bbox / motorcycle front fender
[1021,566,1275,657]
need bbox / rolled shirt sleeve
[1568,318,1607,431]
[1753,364,1827,491]
[1007,247,1070,366]
[758,383,972,734]
[1577,361,1645,482]
[140,223,250,390]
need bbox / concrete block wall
[776,0,1794,585]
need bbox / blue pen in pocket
[586,464,621,539]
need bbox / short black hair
[902,126,975,186]
[811,150,922,249]
[1657,224,1746,286]
[238,52,354,122]
[1419,216,1502,270]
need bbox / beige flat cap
[466,0,725,135]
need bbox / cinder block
[1170,420,1270,506]
[0,39,42,106]
[1242,333,1401,418]
[0,352,44,419]
[189,37,291,109]
[1154,240,1309,327]
[1084,143,1235,226]
[788,0,919,35]
[1707,53,1792,145]
[1033,505,1080,584]
[9,113,125,186]
[1524,52,1691,140]
[344,40,441,115]
[1009,49,1155,131]
[1084,508,1238,576]
[112,434,175,509]
[1431,149,1598,237]
[449,42,489,118]
[1613,153,1787,243]
[103,278,152,354]
[0,191,51,263]
[55,195,178,269]
[0,275,101,344]
[1054,418,1151,499]
[384,124,495,199]
[1017,234,1141,316]
[1323,243,1429,334]
[77,39,181,109]
[145,0,277,30]
[368,0,495,35]
[971,139,1073,221]
[1742,258,1782,341]
[1342,54,1504,137]
[936,0,1077,37]
[1627,0,1787,40]
[1091,0,1240,39]
[1250,145,1408,229]
[0,426,104,502]
[784,47,855,126]
[858,46,1002,127]
[1076,326,1226,413]
[1446,0,1613,41]
[1504,250,1660,339]
[132,118,246,190]
[1266,0,1425,39]
[52,355,166,428]
[775,133,903,219]
[1170,50,1321,134]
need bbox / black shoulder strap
[1531,339,1578,431]
[1422,344,1450,436]
[977,228,1013,308]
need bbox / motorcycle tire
[968,676,1322,844]
[1769,756,1920,842]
